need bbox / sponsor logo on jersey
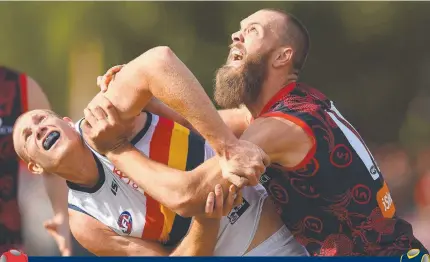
[117,211,133,235]
[111,180,119,196]
[227,198,250,225]
[377,182,396,218]
[113,167,144,194]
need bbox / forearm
[105,47,238,155]
[93,238,169,256]
[106,144,192,214]
[106,145,231,217]
[43,173,69,219]
[145,97,194,131]
[170,217,220,256]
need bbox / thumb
[61,247,72,257]
[44,219,57,231]
[226,173,248,188]
[44,220,59,237]
[260,149,271,167]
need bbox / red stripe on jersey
[141,116,175,240]
[149,116,175,165]
[19,74,28,113]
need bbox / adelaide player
[12,105,307,256]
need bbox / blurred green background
[1,1,429,255]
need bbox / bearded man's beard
[214,51,271,109]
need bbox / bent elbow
[152,46,175,59]
[169,193,195,218]
[144,46,176,68]
[169,178,201,218]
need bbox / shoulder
[267,83,331,115]
[241,116,314,168]
[245,116,313,147]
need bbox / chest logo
[117,211,133,235]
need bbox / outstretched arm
[87,47,268,187]
[97,65,252,138]
[100,47,236,156]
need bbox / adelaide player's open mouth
[43,131,60,150]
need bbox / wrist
[105,142,133,159]
[214,136,239,157]
[194,216,220,226]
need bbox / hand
[219,140,271,188]
[81,94,134,155]
[97,64,124,92]
[44,214,72,256]
[204,184,242,219]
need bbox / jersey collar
[257,81,296,118]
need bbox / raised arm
[101,47,236,156]
[90,47,268,187]
[97,65,252,138]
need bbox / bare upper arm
[69,209,169,256]
[26,76,51,110]
[240,116,314,169]
[218,106,252,138]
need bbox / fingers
[92,106,107,121]
[83,108,98,127]
[44,220,57,232]
[86,96,121,125]
[223,185,236,216]
[97,76,103,90]
[233,188,243,207]
[205,192,215,215]
[100,98,120,124]
[225,173,248,188]
[62,247,72,257]
[213,184,224,217]
[97,65,124,92]
[205,184,229,218]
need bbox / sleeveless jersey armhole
[259,111,316,170]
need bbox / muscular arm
[106,116,311,217]
[239,116,314,168]
[217,106,252,138]
[145,98,194,131]
[106,149,229,217]
[146,98,251,138]
[69,210,219,256]
[102,46,238,155]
